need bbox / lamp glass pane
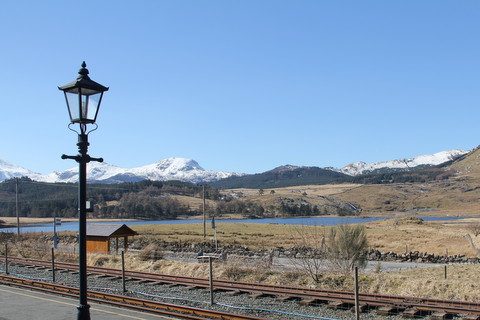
[65,91,80,121]
[81,94,88,120]
[86,93,101,121]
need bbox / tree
[270,190,275,195]
[289,225,327,283]
[326,224,369,272]
[258,189,264,195]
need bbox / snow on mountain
[0,149,469,183]
[40,162,127,183]
[339,150,467,176]
[37,157,238,184]
[0,159,44,181]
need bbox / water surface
[0,215,464,234]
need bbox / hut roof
[86,224,138,238]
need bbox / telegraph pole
[203,185,206,240]
[15,178,20,236]
[53,210,58,249]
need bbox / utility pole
[15,178,20,236]
[212,215,218,252]
[203,185,206,240]
[354,266,360,320]
[209,256,214,305]
[53,211,58,249]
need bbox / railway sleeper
[350,304,370,313]
[226,290,248,296]
[402,308,431,318]
[34,267,47,270]
[376,306,405,316]
[95,274,115,279]
[430,311,455,320]
[146,281,167,286]
[125,277,139,282]
[166,283,182,288]
[276,295,301,302]
[299,298,329,306]
[460,314,480,320]
[327,300,353,310]
[250,292,277,299]
[187,285,204,290]
[135,279,155,284]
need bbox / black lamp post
[59,62,108,320]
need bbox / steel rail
[0,274,264,320]
[5,256,480,317]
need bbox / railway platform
[0,284,174,320]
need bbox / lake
[0,215,464,234]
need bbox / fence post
[51,247,56,282]
[354,266,360,320]
[209,256,214,305]
[4,243,8,275]
[122,250,126,293]
[444,265,447,280]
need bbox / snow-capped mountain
[339,150,467,176]
[0,159,44,181]
[40,157,238,184]
[0,149,469,184]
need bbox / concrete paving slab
[0,284,176,320]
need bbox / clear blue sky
[0,1,479,174]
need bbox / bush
[326,224,369,272]
[138,243,164,261]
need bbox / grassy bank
[133,217,480,257]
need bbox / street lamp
[59,61,108,320]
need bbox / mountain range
[0,149,468,185]
[336,150,467,176]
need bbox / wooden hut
[86,224,138,254]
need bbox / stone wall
[130,238,479,264]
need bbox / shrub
[138,243,164,261]
[326,224,369,272]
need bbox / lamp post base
[77,304,91,320]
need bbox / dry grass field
[3,217,480,302]
[132,217,480,257]
[87,252,480,302]
[224,184,363,212]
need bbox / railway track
[0,273,264,320]
[4,256,480,319]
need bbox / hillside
[0,178,220,219]
[224,149,480,216]
[449,147,480,179]
[332,148,480,214]
[3,147,480,219]
[211,165,351,189]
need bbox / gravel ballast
[0,261,418,320]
